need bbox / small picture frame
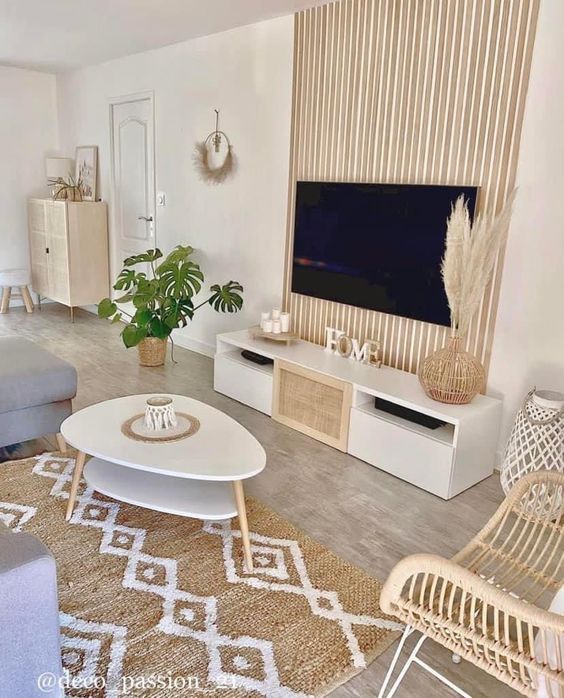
[75,145,98,201]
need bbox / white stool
[0,268,34,314]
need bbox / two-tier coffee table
[60,394,266,571]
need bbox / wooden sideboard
[28,198,109,320]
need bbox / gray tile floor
[0,304,517,697]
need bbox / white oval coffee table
[61,394,266,571]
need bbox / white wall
[56,17,294,353]
[489,0,564,453]
[49,5,564,463]
[0,66,57,270]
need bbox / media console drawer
[348,407,454,499]
[214,353,273,415]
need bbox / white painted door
[110,95,155,277]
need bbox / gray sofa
[0,337,77,448]
[0,521,63,697]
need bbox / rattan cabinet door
[45,200,71,305]
[272,360,352,451]
[28,199,49,297]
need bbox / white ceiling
[0,0,333,73]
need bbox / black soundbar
[374,397,446,430]
[241,350,274,366]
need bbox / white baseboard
[171,332,215,358]
[80,307,215,358]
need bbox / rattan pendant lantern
[418,193,515,405]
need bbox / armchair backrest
[455,470,564,605]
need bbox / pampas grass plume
[442,190,516,336]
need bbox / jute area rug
[1,452,402,697]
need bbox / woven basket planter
[418,335,485,405]
[500,389,564,494]
[137,338,167,367]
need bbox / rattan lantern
[500,389,564,494]
[419,335,485,404]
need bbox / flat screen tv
[291,181,478,326]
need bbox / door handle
[45,247,50,254]
[137,215,153,222]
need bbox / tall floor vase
[418,335,485,405]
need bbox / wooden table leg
[66,451,86,521]
[55,432,68,453]
[233,480,253,572]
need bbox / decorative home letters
[325,327,382,367]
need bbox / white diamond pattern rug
[2,453,401,697]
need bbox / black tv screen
[291,181,478,326]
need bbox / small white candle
[271,308,281,321]
[260,311,270,329]
[263,319,273,333]
[272,319,281,334]
[280,312,290,333]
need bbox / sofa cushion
[0,337,77,413]
[0,529,63,697]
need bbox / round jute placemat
[121,412,200,443]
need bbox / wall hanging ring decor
[194,109,236,184]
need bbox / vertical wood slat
[282,0,539,378]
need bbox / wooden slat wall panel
[283,0,539,377]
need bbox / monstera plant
[98,245,243,366]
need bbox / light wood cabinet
[28,199,109,316]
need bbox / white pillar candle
[280,312,290,333]
[271,308,281,321]
[272,319,281,334]
[260,311,270,329]
[263,319,273,333]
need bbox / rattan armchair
[379,471,564,697]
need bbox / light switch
[157,192,166,206]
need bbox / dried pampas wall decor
[193,138,236,184]
[193,110,236,185]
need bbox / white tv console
[214,329,502,499]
